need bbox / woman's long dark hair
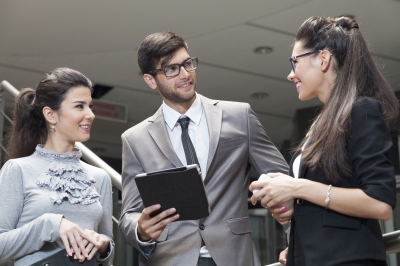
[296,16,399,183]
[5,67,93,160]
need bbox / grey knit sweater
[0,145,114,266]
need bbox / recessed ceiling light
[253,46,273,55]
[251,92,269,99]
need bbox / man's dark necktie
[177,116,205,247]
[177,117,201,170]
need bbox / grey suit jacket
[118,94,289,266]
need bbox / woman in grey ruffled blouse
[0,68,114,265]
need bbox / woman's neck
[43,138,75,153]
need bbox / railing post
[112,186,125,266]
[384,214,398,265]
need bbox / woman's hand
[59,218,100,261]
[249,172,297,208]
[268,206,293,225]
[79,230,110,260]
[279,247,288,265]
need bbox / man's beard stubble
[155,79,196,104]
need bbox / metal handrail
[383,229,400,254]
[265,229,400,266]
[0,80,19,97]
[0,80,123,191]
[75,142,122,190]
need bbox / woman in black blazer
[250,16,398,266]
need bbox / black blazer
[286,98,397,266]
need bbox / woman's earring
[51,124,55,132]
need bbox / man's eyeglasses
[289,50,322,73]
[149,57,198,77]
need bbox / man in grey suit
[118,31,289,266]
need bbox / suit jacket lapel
[200,95,222,175]
[148,107,182,168]
[298,158,307,180]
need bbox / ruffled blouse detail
[35,145,100,205]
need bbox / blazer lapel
[200,95,222,175]
[298,158,307,180]
[148,107,182,168]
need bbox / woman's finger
[279,247,288,265]
[74,229,91,258]
[81,230,97,260]
[82,230,110,259]
[87,243,99,260]
[85,241,94,252]
[60,234,73,256]
[79,228,100,249]
[67,231,82,260]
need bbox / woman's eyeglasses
[289,50,334,73]
[289,50,322,73]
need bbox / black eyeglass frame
[289,50,322,73]
[149,57,198,77]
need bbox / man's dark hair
[137,31,188,75]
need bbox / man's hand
[137,204,179,242]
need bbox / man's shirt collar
[163,93,203,131]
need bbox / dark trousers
[197,257,217,266]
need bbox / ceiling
[0,0,399,159]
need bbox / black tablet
[135,164,210,221]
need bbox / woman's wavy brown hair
[295,16,399,183]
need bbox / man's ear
[320,50,333,72]
[143,74,157,90]
[42,106,57,125]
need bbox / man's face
[153,47,197,106]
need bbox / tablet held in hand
[135,164,211,221]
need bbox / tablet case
[135,166,210,221]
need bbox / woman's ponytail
[5,88,47,160]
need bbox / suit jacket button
[199,224,205,230]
